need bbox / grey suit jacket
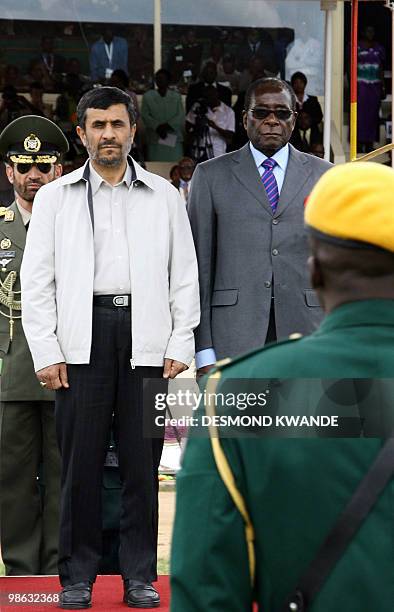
[188,143,332,360]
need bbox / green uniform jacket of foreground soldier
[0,201,55,400]
[0,201,60,575]
[171,299,394,612]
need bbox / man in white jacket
[21,86,200,609]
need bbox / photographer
[185,86,235,162]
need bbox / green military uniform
[0,115,68,575]
[171,301,394,611]
[171,163,394,611]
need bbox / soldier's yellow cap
[305,162,394,253]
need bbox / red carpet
[0,575,170,611]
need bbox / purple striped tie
[261,158,279,213]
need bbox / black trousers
[56,305,164,585]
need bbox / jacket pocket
[0,332,10,356]
[304,289,321,307]
[211,289,239,307]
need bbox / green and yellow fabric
[171,301,394,612]
[0,114,68,575]
[171,163,394,611]
[0,202,55,401]
[0,202,60,575]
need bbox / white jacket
[21,160,200,372]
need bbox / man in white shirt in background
[186,86,235,161]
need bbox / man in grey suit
[188,77,332,377]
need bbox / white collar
[249,142,290,171]
[89,161,131,195]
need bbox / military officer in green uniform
[171,162,394,611]
[0,115,68,574]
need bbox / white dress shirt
[179,178,190,206]
[195,142,290,369]
[186,102,235,158]
[16,200,32,226]
[89,162,132,295]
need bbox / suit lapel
[0,202,26,250]
[231,144,272,215]
[276,145,311,217]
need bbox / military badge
[23,133,41,153]
[0,258,11,271]
[4,210,15,222]
[0,238,11,250]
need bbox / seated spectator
[186,61,232,112]
[232,57,268,149]
[177,157,196,207]
[0,86,32,130]
[167,28,203,85]
[90,27,128,83]
[237,27,278,75]
[26,59,53,92]
[310,140,325,159]
[202,42,225,73]
[65,58,91,87]
[169,164,180,188]
[54,74,83,128]
[28,36,66,91]
[27,82,53,118]
[290,71,323,126]
[239,56,273,93]
[290,109,322,153]
[217,54,241,94]
[128,26,154,92]
[109,69,140,118]
[186,85,235,162]
[54,75,86,161]
[2,64,25,90]
[109,70,144,165]
[141,68,185,162]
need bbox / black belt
[93,294,131,308]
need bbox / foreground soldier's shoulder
[209,334,304,377]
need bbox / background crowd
[0,24,331,183]
[0,19,388,183]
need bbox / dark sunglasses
[16,162,52,174]
[249,107,295,121]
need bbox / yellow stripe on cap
[305,162,394,253]
[9,154,58,164]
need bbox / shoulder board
[0,206,8,217]
[211,334,304,374]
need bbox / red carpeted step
[0,575,170,611]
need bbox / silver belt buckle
[113,295,129,307]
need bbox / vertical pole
[350,0,359,160]
[384,1,393,167]
[392,7,394,167]
[323,8,333,162]
[154,0,162,73]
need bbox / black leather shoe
[123,580,160,608]
[59,582,92,609]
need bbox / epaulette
[0,206,8,217]
[210,333,304,375]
